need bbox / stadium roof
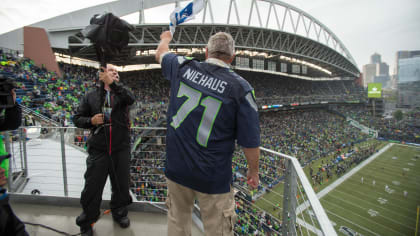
[1,0,361,78]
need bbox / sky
[0,0,419,73]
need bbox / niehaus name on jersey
[182,68,227,94]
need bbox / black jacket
[0,106,26,235]
[73,82,135,152]
[0,105,22,131]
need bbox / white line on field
[322,199,406,236]
[342,180,420,207]
[325,209,380,236]
[332,188,414,219]
[325,193,415,230]
[296,143,394,214]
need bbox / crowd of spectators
[260,109,368,164]
[120,69,170,104]
[234,194,282,235]
[0,52,99,126]
[309,142,380,187]
[129,132,167,202]
[236,70,365,105]
[229,109,369,199]
[334,105,420,143]
[2,51,405,235]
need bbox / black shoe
[113,216,130,228]
[80,226,93,236]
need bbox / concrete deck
[12,202,204,236]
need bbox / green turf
[255,142,419,235]
[255,139,386,218]
[308,144,420,236]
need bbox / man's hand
[91,114,104,126]
[160,31,173,42]
[155,31,173,63]
[243,147,260,190]
[247,170,259,189]
[0,167,7,187]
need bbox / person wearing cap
[156,31,261,236]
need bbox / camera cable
[22,209,111,236]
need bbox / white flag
[169,0,205,35]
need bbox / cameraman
[73,65,135,236]
[0,89,28,236]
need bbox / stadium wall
[23,26,61,76]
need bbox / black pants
[77,147,132,228]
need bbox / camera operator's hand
[0,167,6,187]
[91,113,104,126]
[12,89,16,104]
[99,67,118,85]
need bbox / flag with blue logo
[169,0,205,34]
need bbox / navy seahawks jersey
[161,53,260,194]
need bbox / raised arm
[155,31,173,63]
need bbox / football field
[312,144,420,235]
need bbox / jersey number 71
[171,82,222,147]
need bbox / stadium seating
[1,53,418,235]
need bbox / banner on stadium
[367,83,382,98]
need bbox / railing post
[20,128,28,178]
[4,131,13,190]
[60,128,69,196]
[290,162,298,234]
[282,158,297,235]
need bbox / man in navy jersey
[156,31,260,236]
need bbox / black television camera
[0,74,16,109]
[81,12,134,67]
[81,13,133,117]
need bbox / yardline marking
[342,177,420,201]
[365,155,418,167]
[296,143,394,214]
[324,209,381,236]
[359,168,420,187]
[339,180,419,208]
[349,169,418,187]
[325,193,415,230]
[395,143,420,149]
[321,199,407,236]
[343,176,420,199]
[295,217,323,235]
[369,162,418,174]
[368,161,419,175]
[318,143,393,199]
[332,188,414,221]
[346,170,420,188]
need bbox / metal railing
[19,105,61,127]
[4,126,336,235]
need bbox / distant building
[395,50,420,80]
[374,75,390,85]
[362,64,376,87]
[376,63,389,76]
[371,53,381,64]
[398,81,420,108]
[396,50,420,108]
[362,53,390,88]
[398,57,420,83]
